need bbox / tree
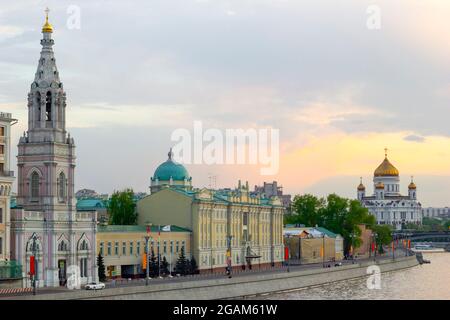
[149,249,158,277]
[161,256,169,275]
[108,188,137,225]
[370,224,393,253]
[189,256,199,275]
[174,247,188,275]
[97,253,106,282]
[285,194,325,226]
[286,193,376,256]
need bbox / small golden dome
[375,181,385,189]
[408,177,416,189]
[42,8,53,33]
[374,149,399,177]
[357,177,365,191]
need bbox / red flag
[284,247,289,260]
[408,240,411,249]
[29,256,35,276]
[371,242,375,252]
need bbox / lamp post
[349,233,356,264]
[322,233,325,268]
[226,235,233,278]
[144,224,152,285]
[30,234,39,295]
[285,234,291,272]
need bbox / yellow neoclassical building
[137,150,285,272]
[96,225,191,278]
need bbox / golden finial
[384,147,388,158]
[42,7,53,33]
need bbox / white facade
[0,112,17,261]
[9,15,97,288]
[358,153,422,231]
[422,207,450,218]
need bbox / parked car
[85,282,105,290]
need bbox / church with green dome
[150,149,192,194]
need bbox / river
[260,253,450,300]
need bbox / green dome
[153,149,190,181]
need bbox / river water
[261,253,450,300]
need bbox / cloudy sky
[1,0,449,206]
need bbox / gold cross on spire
[384,147,388,158]
[45,7,50,20]
[42,7,53,33]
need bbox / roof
[152,149,190,181]
[284,226,340,238]
[97,224,191,233]
[76,198,106,211]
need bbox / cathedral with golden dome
[357,149,422,230]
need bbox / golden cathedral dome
[375,181,385,189]
[42,8,53,33]
[374,149,399,177]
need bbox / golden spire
[42,7,53,33]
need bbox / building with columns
[357,150,422,231]
[138,150,285,272]
[10,13,97,288]
[0,112,17,262]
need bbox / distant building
[76,198,108,223]
[358,150,422,230]
[283,226,344,263]
[422,207,450,219]
[253,181,292,210]
[97,224,191,278]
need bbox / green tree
[370,224,393,253]
[189,256,199,275]
[175,247,188,275]
[108,188,137,225]
[285,194,325,226]
[97,253,106,282]
[161,256,169,275]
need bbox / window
[243,213,248,226]
[45,91,52,121]
[163,241,167,254]
[0,208,3,223]
[0,237,2,255]
[80,258,88,277]
[176,241,179,253]
[0,145,4,155]
[31,172,39,198]
[115,242,119,255]
[80,240,88,250]
[58,172,66,199]
[107,242,112,255]
[99,242,104,256]
[58,241,68,251]
[411,212,414,219]
[0,127,4,136]
[137,241,140,255]
[182,241,185,252]
[170,241,173,253]
[122,242,126,255]
[130,241,133,255]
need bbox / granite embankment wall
[14,256,419,300]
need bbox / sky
[0,0,449,206]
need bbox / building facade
[138,150,285,272]
[97,225,191,278]
[10,14,97,287]
[0,112,17,262]
[358,150,422,231]
[422,207,450,219]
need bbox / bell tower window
[58,172,66,200]
[45,91,52,121]
[31,172,39,198]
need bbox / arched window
[45,91,52,121]
[31,172,39,198]
[58,241,68,252]
[58,172,66,199]
[79,240,88,251]
[35,92,41,121]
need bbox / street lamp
[30,234,39,295]
[226,235,233,278]
[285,234,291,272]
[349,232,356,264]
[144,224,152,285]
